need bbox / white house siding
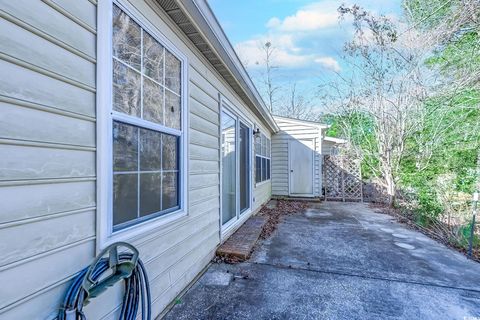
[0,0,272,319]
[271,117,323,197]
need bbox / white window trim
[97,0,189,251]
[219,96,254,237]
[254,131,271,186]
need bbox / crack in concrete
[249,260,480,294]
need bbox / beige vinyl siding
[272,117,322,197]
[254,180,271,210]
[0,0,273,319]
[0,0,97,318]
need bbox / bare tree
[276,82,318,121]
[325,5,439,206]
[256,42,281,113]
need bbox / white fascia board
[180,0,279,132]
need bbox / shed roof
[273,115,330,129]
[324,136,347,144]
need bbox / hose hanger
[58,242,151,320]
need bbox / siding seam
[189,183,218,191]
[41,0,97,34]
[147,234,218,310]
[0,52,96,92]
[189,170,218,175]
[0,10,96,63]
[0,237,95,273]
[132,207,218,248]
[0,95,96,122]
[189,89,217,105]
[189,141,219,151]
[0,206,96,229]
[189,64,221,97]
[189,127,219,140]
[189,109,219,126]
[0,239,95,313]
[142,223,217,268]
[189,194,218,206]
[188,156,219,162]
[0,138,96,151]
[189,77,218,105]
[0,177,96,187]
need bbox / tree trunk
[385,171,396,207]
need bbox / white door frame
[288,138,315,197]
[219,97,253,236]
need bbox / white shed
[322,136,347,155]
[271,116,328,198]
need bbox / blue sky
[208,0,403,105]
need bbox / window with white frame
[255,133,271,183]
[111,4,184,231]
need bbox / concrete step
[216,216,267,261]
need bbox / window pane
[255,136,261,155]
[139,128,161,171]
[113,174,138,226]
[262,157,267,181]
[162,172,178,210]
[261,134,267,157]
[267,139,271,158]
[113,121,138,171]
[162,134,178,170]
[165,50,181,94]
[143,31,164,83]
[221,112,236,225]
[143,77,164,124]
[165,90,181,130]
[113,60,141,117]
[240,123,250,213]
[113,5,141,70]
[266,159,271,180]
[140,173,161,217]
[255,156,261,183]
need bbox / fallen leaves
[259,200,310,239]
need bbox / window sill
[255,180,271,188]
[99,208,188,251]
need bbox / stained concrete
[164,202,480,320]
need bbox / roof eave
[162,0,279,132]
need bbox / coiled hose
[58,243,151,320]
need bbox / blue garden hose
[58,242,151,320]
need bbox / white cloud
[235,1,346,75]
[314,57,341,72]
[268,2,340,32]
[265,17,281,29]
[235,37,340,72]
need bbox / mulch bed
[370,203,480,262]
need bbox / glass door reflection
[221,111,236,225]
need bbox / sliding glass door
[239,122,250,213]
[221,112,236,225]
[221,109,251,228]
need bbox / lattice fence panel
[323,155,363,202]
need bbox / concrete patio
[165,202,480,320]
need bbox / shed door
[289,139,314,196]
